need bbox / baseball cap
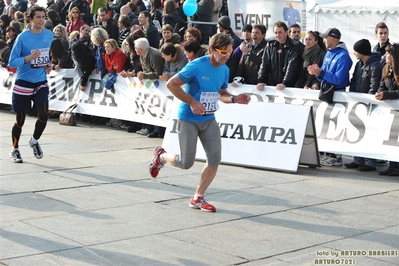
[242,24,252,32]
[319,28,341,39]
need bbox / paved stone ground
[0,109,398,266]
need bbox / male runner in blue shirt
[8,5,54,163]
[149,33,251,212]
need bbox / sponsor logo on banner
[0,67,398,161]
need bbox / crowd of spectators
[0,0,397,175]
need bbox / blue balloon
[183,0,198,17]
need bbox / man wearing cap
[233,24,267,86]
[257,21,301,90]
[344,39,382,171]
[217,15,241,50]
[308,27,352,91]
[231,24,253,64]
[308,27,352,167]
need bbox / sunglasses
[214,48,233,56]
[72,11,79,13]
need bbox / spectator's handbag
[319,80,335,104]
[101,72,118,89]
[59,103,78,126]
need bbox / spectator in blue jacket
[308,27,353,167]
[308,28,353,91]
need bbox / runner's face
[31,11,45,30]
[210,44,233,66]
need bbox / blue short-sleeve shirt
[177,55,229,123]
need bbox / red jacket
[105,49,126,73]
[66,19,85,35]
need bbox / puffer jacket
[350,52,382,94]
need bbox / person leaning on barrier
[296,30,326,90]
[137,10,160,49]
[257,21,301,91]
[375,43,399,176]
[134,37,164,136]
[345,39,382,172]
[307,27,353,167]
[232,24,267,86]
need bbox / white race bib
[30,48,50,68]
[200,92,220,114]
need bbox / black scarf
[302,44,321,69]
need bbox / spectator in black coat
[98,7,119,41]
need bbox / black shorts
[12,79,49,112]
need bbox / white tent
[307,0,399,55]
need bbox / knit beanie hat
[218,16,231,30]
[353,39,371,56]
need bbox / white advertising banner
[228,0,307,39]
[1,67,398,162]
[163,101,316,172]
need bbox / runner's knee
[207,152,221,168]
[176,156,195,169]
[15,112,26,127]
[38,110,48,122]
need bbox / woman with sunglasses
[375,43,399,176]
[149,33,251,212]
[66,7,85,35]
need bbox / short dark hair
[182,39,201,53]
[375,22,389,34]
[160,42,177,56]
[162,24,174,33]
[140,10,151,20]
[274,21,288,32]
[98,7,108,14]
[253,24,266,35]
[290,23,301,29]
[29,5,46,20]
[119,15,131,28]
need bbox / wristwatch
[231,95,237,103]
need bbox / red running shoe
[149,146,166,178]
[189,196,216,212]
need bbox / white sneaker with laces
[29,137,43,159]
[10,149,23,163]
